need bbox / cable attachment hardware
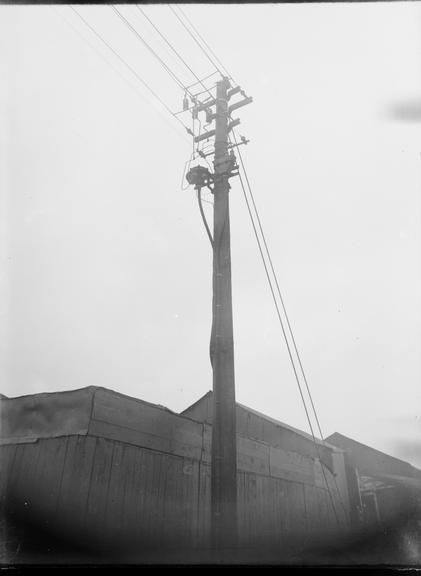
[213,150,239,180]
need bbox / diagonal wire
[173,4,236,85]
[234,132,350,520]
[111,5,188,93]
[54,7,189,145]
[167,4,224,81]
[135,5,214,100]
[186,70,219,90]
[234,128,327,441]
[230,133,342,525]
[69,6,191,139]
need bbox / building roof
[326,431,421,481]
[0,386,181,445]
[0,386,206,461]
[182,390,340,451]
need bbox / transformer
[186,165,213,190]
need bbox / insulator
[192,106,198,120]
[183,94,189,111]
[205,108,212,124]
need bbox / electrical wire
[167,5,224,81]
[181,152,194,190]
[135,5,214,100]
[230,134,342,525]
[112,5,189,93]
[69,6,191,139]
[186,70,219,90]
[172,5,236,85]
[238,166,341,525]
[54,7,189,145]
[232,130,349,521]
[189,85,217,98]
[196,118,213,171]
[233,128,326,443]
[197,189,214,248]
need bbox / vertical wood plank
[134,448,147,544]
[197,462,206,546]
[189,459,200,547]
[10,443,42,515]
[0,445,17,504]
[52,436,95,541]
[56,435,96,540]
[295,482,307,538]
[104,442,125,543]
[249,471,257,547]
[304,484,315,536]
[84,437,113,547]
[179,458,191,546]
[273,478,283,545]
[149,452,163,545]
[156,453,168,544]
[237,471,245,547]
[2,441,41,553]
[121,444,141,548]
[34,437,68,531]
[301,483,309,539]
[316,488,328,538]
[141,449,154,542]
[162,454,176,545]
[201,463,211,546]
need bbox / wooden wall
[183,392,334,472]
[0,387,350,559]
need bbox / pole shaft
[210,77,237,549]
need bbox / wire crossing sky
[1,4,420,469]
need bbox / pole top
[218,76,232,90]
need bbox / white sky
[1,3,420,468]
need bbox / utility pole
[209,76,237,549]
[186,77,252,551]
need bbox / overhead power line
[230,131,343,525]
[167,5,226,82]
[234,131,326,440]
[135,5,214,100]
[185,70,219,90]
[111,5,188,94]
[175,5,236,85]
[69,6,191,140]
[234,129,341,470]
[53,7,188,145]
[177,5,236,84]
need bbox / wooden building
[326,432,421,533]
[0,386,352,562]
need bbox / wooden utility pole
[209,76,237,549]
[187,77,252,551]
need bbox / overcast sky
[1,3,420,468]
